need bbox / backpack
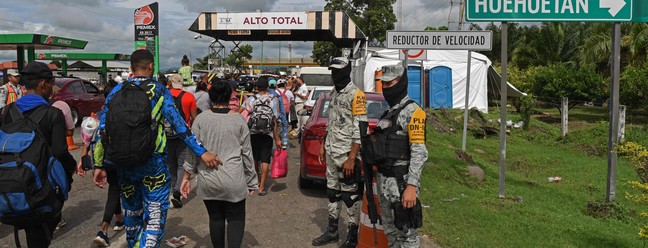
[247,94,275,135]
[163,91,186,139]
[103,80,157,167]
[0,105,69,229]
[277,89,291,114]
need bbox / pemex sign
[466,0,633,22]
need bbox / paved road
[0,130,436,247]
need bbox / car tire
[298,175,313,189]
[71,108,80,127]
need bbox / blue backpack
[0,105,69,229]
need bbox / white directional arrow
[601,0,627,17]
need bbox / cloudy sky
[0,0,456,70]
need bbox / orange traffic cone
[66,136,79,150]
[358,174,389,248]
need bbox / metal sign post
[498,23,508,199]
[462,51,472,152]
[607,22,621,202]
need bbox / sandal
[258,189,268,196]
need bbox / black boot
[312,218,339,246]
[340,224,359,248]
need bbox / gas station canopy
[189,11,366,47]
[36,53,130,61]
[0,33,88,50]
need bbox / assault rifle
[359,121,379,245]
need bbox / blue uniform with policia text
[95,77,207,248]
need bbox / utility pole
[398,0,403,31]
[448,0,466,30]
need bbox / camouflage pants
[377,172,420,248]
[326,154,360,226]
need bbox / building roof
[0,61,57,70]
[67,61,130,69]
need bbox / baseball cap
[377,62,405,82]
[170,74,184,89]
[7,69,20,77]
[268,78,277,87]
[328,57,350,70]
[21,61,54,80]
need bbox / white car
[299,86,333,133]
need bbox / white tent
[360,49,525,113]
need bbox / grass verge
[418,106,647,248]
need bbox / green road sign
[466,0,633,22]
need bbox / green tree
[224,44,253,69]
[528,63,606,111]
[312,0,397,66]
[619,64,648,110]
[193,54,210,70]
[424,26,448,31]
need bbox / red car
[298,92,389,188]
[53,78,105,126]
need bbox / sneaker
[93,231,110,247]
[55,217,67,230]
[171,191,183,208]
[113,221,125,231]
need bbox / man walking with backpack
[167,74,198,208]
[246,77,281,196]
[0,62,76,247]
[268,77,289,149]
[93,50,221,248]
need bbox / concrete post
[561,97,568,138]
[618,105,626,142]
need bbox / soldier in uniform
[312,57,367,247]
[374,63,428,247]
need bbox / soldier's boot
[312,218,339,246]
[340,224,359,248]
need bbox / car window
[68,81,84,94]
[301,74,333,87]
[319,99,387,119]
[83,82,100,94]
[311,90,328,101]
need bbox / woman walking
[181,79,258,248]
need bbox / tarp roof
[0,34,87,50]
[37,53,130,61]
[189,11,366,47]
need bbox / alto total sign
[214,12,307,30]
[466,0,633,22]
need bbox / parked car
[53,77,105,126]
[298,86,333,133]
[298,92,389,188]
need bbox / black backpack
[0,105,69,229]
[103,80,157,167]
[248,94,275,135]
[163,91,186,139]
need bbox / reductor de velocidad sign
[387,31,493,51]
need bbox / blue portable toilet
[428,66,453,109]
[407,66,422,106]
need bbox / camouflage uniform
[324,82,367,225]
[375,96,428,248]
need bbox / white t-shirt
[294,84,309,103]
